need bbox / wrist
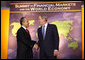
[54,49,58,51]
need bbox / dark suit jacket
[16,27,36,59]
[37,24,59,56]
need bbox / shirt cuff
[54,49,58,51]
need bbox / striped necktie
[26,29,29,35]
[42,25,45,40]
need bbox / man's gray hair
[40,15,47,21]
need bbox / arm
[36,28,40,47]
[30,40,36,48]
[53,25,59,50]
[33,29,40,49]
[53,25,59,56]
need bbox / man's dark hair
[20,17,25,25]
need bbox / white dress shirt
[22,25,26,30]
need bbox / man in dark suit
[16,17,36,59]
[34,15,59,59]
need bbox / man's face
[22,18,29,28]
[38,16,45,26]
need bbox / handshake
[33,43,39,50]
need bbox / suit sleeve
[53,25,59,50]
[30,40,36,48]
[17,30,33,47]
[36,29,40,47]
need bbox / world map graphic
[10,20,79,50]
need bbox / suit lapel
[21,27,27,34]
[39,24,50,40]
[39,27,43,40]
[45,24,49,40]
[21,27,30,37]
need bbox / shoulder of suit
[48,24,57,27]
[38,26,42,30]
[17,27,24,33]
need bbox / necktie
[26,29,29,35]
[42,25,45,40]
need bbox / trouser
[40,50,57,59]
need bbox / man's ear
[22,22,24,25]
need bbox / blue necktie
[42,26,45,40]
